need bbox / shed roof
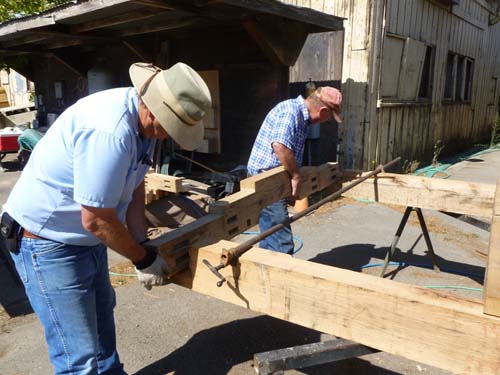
[0,0,344,56]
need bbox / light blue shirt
[247,96,310,175]
[4,88,154,246]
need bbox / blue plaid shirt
[247,96,310,175]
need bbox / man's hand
[291,174,301,199]
[135,254,170,290]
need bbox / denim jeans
[259,198,294,254]
[10,238,126,375]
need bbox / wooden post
[484,178,500,316]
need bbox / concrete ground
[1,150,498,375]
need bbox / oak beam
[484,178,500,316]
[172,240,500,375]
[343,173,496,218]
[148,163,340,272]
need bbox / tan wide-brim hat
[129,62,212,150]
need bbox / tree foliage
[0,0,70,23]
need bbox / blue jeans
[10,238,126,375]
[259,198,294,254]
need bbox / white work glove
[135,253,170,290]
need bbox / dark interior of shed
[0,0,344,173]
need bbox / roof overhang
[0,0,344,67]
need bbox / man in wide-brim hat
[2,62,211,374]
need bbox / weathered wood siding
[283,0,500,169]
[282,0,373,169]
[374,0,500,167]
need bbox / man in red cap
[247,86,342,254]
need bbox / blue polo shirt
[247,96,310,175]
[4,87,154,246]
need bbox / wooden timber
[484,178,500,316]
[171,240,500,375]
[342,173,496,218]
[147,163,340,273]
[146,166,500,373]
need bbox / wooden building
[0,0,499,170]
[290,0,500,169]
[0,0,344,169]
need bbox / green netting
[17,129,44,152]
[414,144,500,179]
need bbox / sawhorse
[380,206,440,277]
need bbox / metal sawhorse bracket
[253,338,378,375]
[380,206,440,277]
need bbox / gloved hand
[135,253,170,290]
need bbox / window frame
[443,51,474,104]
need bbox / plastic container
[0,134,20,152]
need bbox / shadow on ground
[133,315,401,375]
[308,241,485,284]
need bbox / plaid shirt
[247,96,310,175]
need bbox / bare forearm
[82,206,146,263]
[272,142,301,197]
[272,142,299,178]
[126,181,148,243]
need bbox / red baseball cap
[318,86,343,123]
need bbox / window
[443,52,474,102]
[464,58,473,101]
[381,35,434,102]
[418,46,434,99]
[444,53,455,99]
[455,56,464,100]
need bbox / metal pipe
[204,157,401,286]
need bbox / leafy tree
[0,0,69,23]
[0,1,69,71]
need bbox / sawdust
[109,261,137,288]
[309,196,361,214]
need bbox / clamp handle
[202,259,226,287]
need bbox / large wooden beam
[342,173,496,218]
[172,240,500,375]
[148,163,340,273]
[484,178,500,316]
